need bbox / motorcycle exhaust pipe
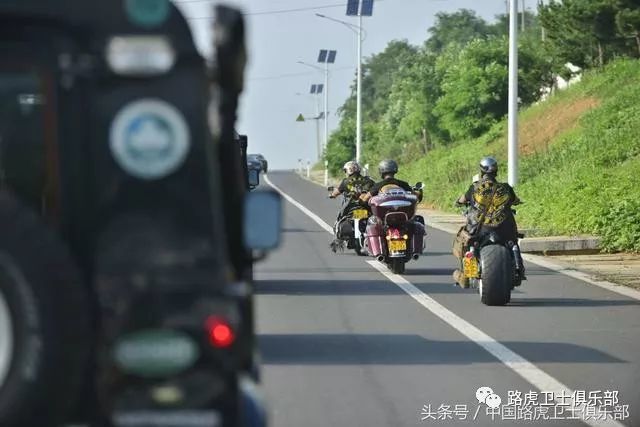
[411,254,420,261]
[376,255,385,262]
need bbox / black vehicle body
[0,1,273,426]
[248,154,267,173]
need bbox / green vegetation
[401,59,640,252]
[324,1,640,252]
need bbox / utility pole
[508,0,519,186]
[317,1,373,164]
[356,13,363,163]
[521,0,525,32]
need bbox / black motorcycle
[328,185,371,256]
[456,204,525,306]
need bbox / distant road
[255,171,639,427]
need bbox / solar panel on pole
[318,49,328,63]
[346,0,359,16]
[361,0,374,16]
[327,50,337,64]
[310,84,317,94]
[316,84,324,94]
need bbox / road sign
[109,98,190,180]
[296,113,305,122]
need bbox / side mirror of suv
[243,190,282,255]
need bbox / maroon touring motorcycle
[365,183,427,274]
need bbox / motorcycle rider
[453,156,526,285]
[329,161,374,251]
[361,159,421,201]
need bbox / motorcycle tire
[389,259,406,275]
[479,245,511,306]
[0,192,92,427]
[354,238,367,256]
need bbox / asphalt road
[254,171,640,427]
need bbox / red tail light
[205,316,235,348]
[387,228,401,239]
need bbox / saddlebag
[452,226,472,259]
[411,221,427,255]
[365,221,384,256]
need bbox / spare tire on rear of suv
[0,191,92,426]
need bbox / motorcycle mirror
[243,190,282,253]
[414,182,424,190]
[327,186,335,192]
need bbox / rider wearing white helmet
[329,160,374,200]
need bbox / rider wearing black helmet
[455,156,525,280]
[364,159,413,200]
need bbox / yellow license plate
[352,209,369,220]
[388,240,407,252]
[463,257,479,278]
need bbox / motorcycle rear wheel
[389,259,406,274]
[479,245,511,306]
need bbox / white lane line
[366,261,624,427]
[265,175,627,427]
[264,174,333,233]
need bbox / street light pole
[316,13,367,164]
[324,61,329,156]
[297,61,329,157]
[356,13,363,164]
[508,0,519,186]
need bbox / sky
[173,0,516,170]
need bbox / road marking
[366,261,623,427]
[265,174,627,427]
[264,174,333,233]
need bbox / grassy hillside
[397,58,640,252]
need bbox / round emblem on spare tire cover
[109,99,190,180]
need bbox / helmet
[479,156,498,176]
[378,159,398,177]
[343,160,361,176]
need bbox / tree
[616,1,640,56]
[425,9,490,53]
[433,35,554,141]
[539,0,626,68]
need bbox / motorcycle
[328,185,371,256]
[455,203,525,306]
[365,183,426,274]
